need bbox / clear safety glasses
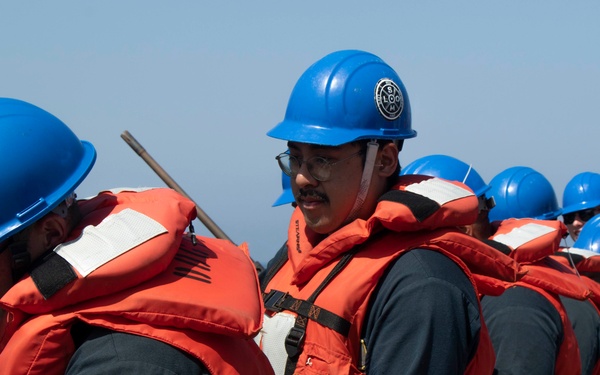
[276,150,363,182]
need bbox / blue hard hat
[267,50,416,146]
[0,98,96,242]
[273,171,295,207]
[573,214,600,253]
[488,166,561,222]
[562,172,600,215]
[400,154,490,197]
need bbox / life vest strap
[263,289,351,337]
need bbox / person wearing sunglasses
[562,172,600,242]
[401,159,591,374]
[485,166,595,375]
[256,50,521,375]
[554,214,600,375]
[0,98,273,375]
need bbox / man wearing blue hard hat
[257,50,521,374]
[0,98,273,375]
[486,166,596,375]
[402,158,593,374]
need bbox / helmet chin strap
[345,140,379,224]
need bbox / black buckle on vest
[263,290,287,312]
[285,326,305,358]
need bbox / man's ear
[42,215,68,249]
[30,215,69,258]
[377,142,399,178]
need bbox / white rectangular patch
[492,223,555,250]
[404,178,473,206]
[55,208,168,277]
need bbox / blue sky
[2,2,599,264]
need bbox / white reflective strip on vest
[55,208,167,277]
[404,177,473,205]
[492,223,555,250]
[565,247,600,259]
[256,312,296,375]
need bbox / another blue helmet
[273,171,295,207]
[0,98,96,242]
[400,154,490,197]
[267,50,415,146]
[572,214,600,253]
[562,172,600,215]
[488,166,561,222]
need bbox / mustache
[296,189,328,202]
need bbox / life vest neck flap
[376,176,478,231]
[378,189,439,222]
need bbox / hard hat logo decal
[375,78,404,121]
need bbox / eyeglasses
[563,208,597,225]
[276,150,363,182]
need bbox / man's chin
[303,217,335,235]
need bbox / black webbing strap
[30,252,77,299]
[263,290,351,336]
[282,246,360,375]
[483,238,512,255]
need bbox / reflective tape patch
[256,312,297,375]
[492,223,555,250]
[404,178,473,206]
[55,208,167,276]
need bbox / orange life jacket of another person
[554,248,600,309]
[258,176,522,375]
[553,249,600,375]
[0,188,273,375]
[489,218,591,375]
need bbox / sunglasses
[563,208,597,225]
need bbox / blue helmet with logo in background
[267,50,416,146]
[0,98,96,242]
[488,166,561,222]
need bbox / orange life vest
[554,249,600,375]
[259,176,521,375]
[0,188,273,375]
[489,218,590,375]
[554,248,600,309]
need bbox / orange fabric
[490,219,590,375]
[0,188,272,375]
[2,188,196,315]
[491,218,567,264]
[261,176,522,374]
[516,264,584,375]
